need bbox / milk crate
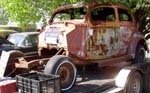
[16,72,60,93]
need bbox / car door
[87,6,120,59]
[118,8,136,55]
[21,34,38,56]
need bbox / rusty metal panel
[119,21,137,54]
[86,27,120,59]
[67,25,87,58]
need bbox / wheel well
[41,48,58,56]
[134,70,143,78]
[128,66,145,80]
[40,48,65,56]
[137,39,148,51]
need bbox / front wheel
[126,72,143,93]
[44,55,77,91]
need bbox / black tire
[126,72,143,93]
[44,55,77,91]
[134,45,146,63]
[142,66,150,93]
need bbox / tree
[0,0,81,26]
[0,6,9,25]
[0,0,51,26]
[0,0,149,32]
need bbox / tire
[142,66,150,93]
[134,45,146,63]
[44,55,77,91]
[126,72,143,93]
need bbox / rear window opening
[91,7,116,22]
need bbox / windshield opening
[52,7,87,22]
[8,35,25,46]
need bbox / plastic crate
[16,72,60,93]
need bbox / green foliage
[0,0,149,26]
[0,0,52,26]
[0,6,9,25]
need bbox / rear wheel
[134,45,146,63]
[126,72,143,93]
[44,55,77,91]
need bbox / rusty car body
[5,2,148,91]
[42,2,147,65]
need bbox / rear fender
[128,32,148,58]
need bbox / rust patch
[87,27,120,59]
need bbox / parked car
[0,37,14,54]
[0,25,22,32]
[0,30,17,39]
[0,32,40,56]
[0,25,22,39]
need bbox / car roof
[53,2,126,13]
[0,29,17,32]
[10,31,39,36]
[0,25,22,32]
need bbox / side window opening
[106,14,115,21]
[23,37,32,46]
[118,9,132,21]
[29,34,38,46]
[91,7,115,22]
[53,7,87,22]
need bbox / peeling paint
[39,3,146,65]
